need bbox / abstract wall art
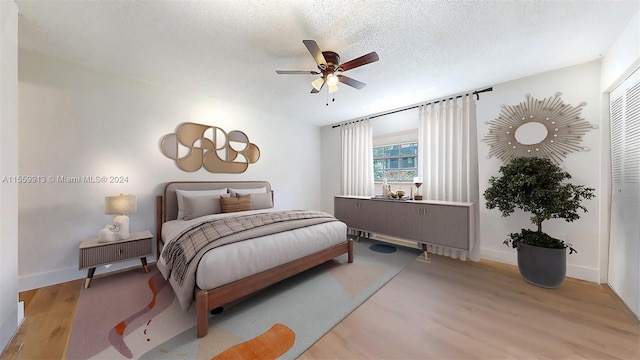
[160,122,260,173]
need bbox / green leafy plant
[484,157,595,253]
[506,229,577,254]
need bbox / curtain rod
[332,86,493,128]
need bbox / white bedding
[160,208,348,292]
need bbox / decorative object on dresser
[483,156,595,287]
[160,122,260,173]
[155,181,352,338]
[482,92,596,164]
[79,230,153,288]
[99,193,137,242]
[334,195,475,260]
[413,177,423,200]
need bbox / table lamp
[99,194,137,242]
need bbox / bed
[155,181,353,338]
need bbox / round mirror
[515,122,548,145]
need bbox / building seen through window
[373,142,418,182]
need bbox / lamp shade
[326,73,339,86]
[104,194,137,215]
[311,77,325,91]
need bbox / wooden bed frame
[155,181,353,338]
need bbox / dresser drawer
[79,233,153,269]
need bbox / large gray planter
[517,243,566,288]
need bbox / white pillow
[229,187,267,197]
[182,194,230,220]
[250,192,273,210]
[176,188,228,220]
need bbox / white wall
[0,0,20,352]
[601,11,640,92]
[478,61,602,282]
[18,50,323,291]
[320,60,603,282]
[320,125,341,215]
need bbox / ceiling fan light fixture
[311,77,325,91]
[329,84,339,93]
[327,73,339,86]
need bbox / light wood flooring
[2,256,639,359]
[1,278,83,360]
[302,255,640,359]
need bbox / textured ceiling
[15,0,640,127]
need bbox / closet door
[609,67,640,317]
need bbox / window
[373,142,418,182]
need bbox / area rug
[67,238,420,359]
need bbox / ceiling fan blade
[276,70,320,75]
[303,40,327,68]
[338,75,366,89]
[338,52,379,72]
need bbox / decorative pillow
[250,192,273,210]
[220,194,253,213]
[182,194,230,220]
[228,187,267,197]
[176,188,228,219]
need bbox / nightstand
[79,230,153,288]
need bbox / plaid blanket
[162,210,337,286]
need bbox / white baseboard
[0,304,18,354]
[566,263,601,283]
[370,234,420,249]
[480,247,600,283]
[18,256,157,292]
[480,247,518,266]
[17,301,23,327]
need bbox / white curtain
[341,119,374,196]
[418,94,480,261]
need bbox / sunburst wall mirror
[483,92,596,164]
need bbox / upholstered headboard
[162,181,272,222]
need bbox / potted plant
[483,157,595,288]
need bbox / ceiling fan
[276,40,379,94]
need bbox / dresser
[334,196,475,252]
